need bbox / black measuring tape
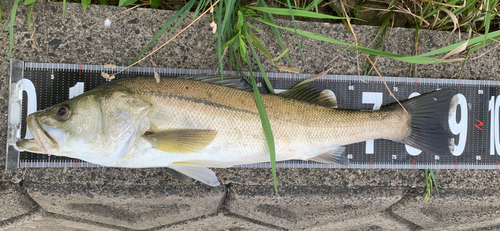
[6,60,499,169]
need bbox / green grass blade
[458,29,472,78]
[253,17,443,64]
[193,0,211,17]
[424,169,430,200]
[225,12,241,73]
[430,169,439,195]
[219,0,236,39]
[0,0,21,71]
[217,0,224,81]
[483,0,491,44]
[248,26,298,74]
[81,0,91,10]
[248,29,273,59]
[244,53,277,196]
[418,29,500,57]
[304,0,323,11]
[285,0,304,60]
[257,0,294,67]
[129,0,196,64]
[423,0,463,20]
[118,0,137,7]
[0,19,8,38]
[218,0,238,81]
[228,43,242,73]
[364,13,391,75]
[222,34,239,51]
[375,13,391,40]
[412,21,419,77]
[469,37,497,52]
[98,0,107,4]
[27,3,34,31]
[273,0,304,9]
[293,69,329,88]
[23,0,36,5]
[245,22,262,33]
[150,0,160,8]
[273,47,290,61]
[246,6,347,20]
[62,0,66,18]
[238,36,248,62]
[247,30,275,93]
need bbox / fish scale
[114,78,408,165]
[6,60,498,170]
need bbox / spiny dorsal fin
[317,89,338,108]
[144,129,217,154]
[308,147,348,165]
[177,74,253,91]
[278,84,337,108]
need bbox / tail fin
[399,90,457,156]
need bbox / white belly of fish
[105,133,337,168]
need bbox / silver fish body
[17,76,457,186]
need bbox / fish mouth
[17,115,62,154]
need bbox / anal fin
[169,166,220,186]
[166,168,194,184]
[308,147,348,165]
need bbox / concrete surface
[0,0,499,230]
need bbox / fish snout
[23,114,63,154]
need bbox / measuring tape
[6,60,499,170]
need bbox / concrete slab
[23,180,225,230]
[226,185,406,229]
[392,189,500,230]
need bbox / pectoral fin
[144,129,217,154]
[169,166,220,186]
[309,147,348,165]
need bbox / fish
[16,75,457,186]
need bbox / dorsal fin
[177,74,253,91]
[278,84,337,108]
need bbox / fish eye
[56,105,71,119]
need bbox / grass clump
[424,169,439,200]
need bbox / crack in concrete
[219,183,289,230]
[44,211,134,231]
[384,188,423,231]
[145,214,216,231]
[222,212,289,230]
[0,207,41,228]
[0,180,41,228]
